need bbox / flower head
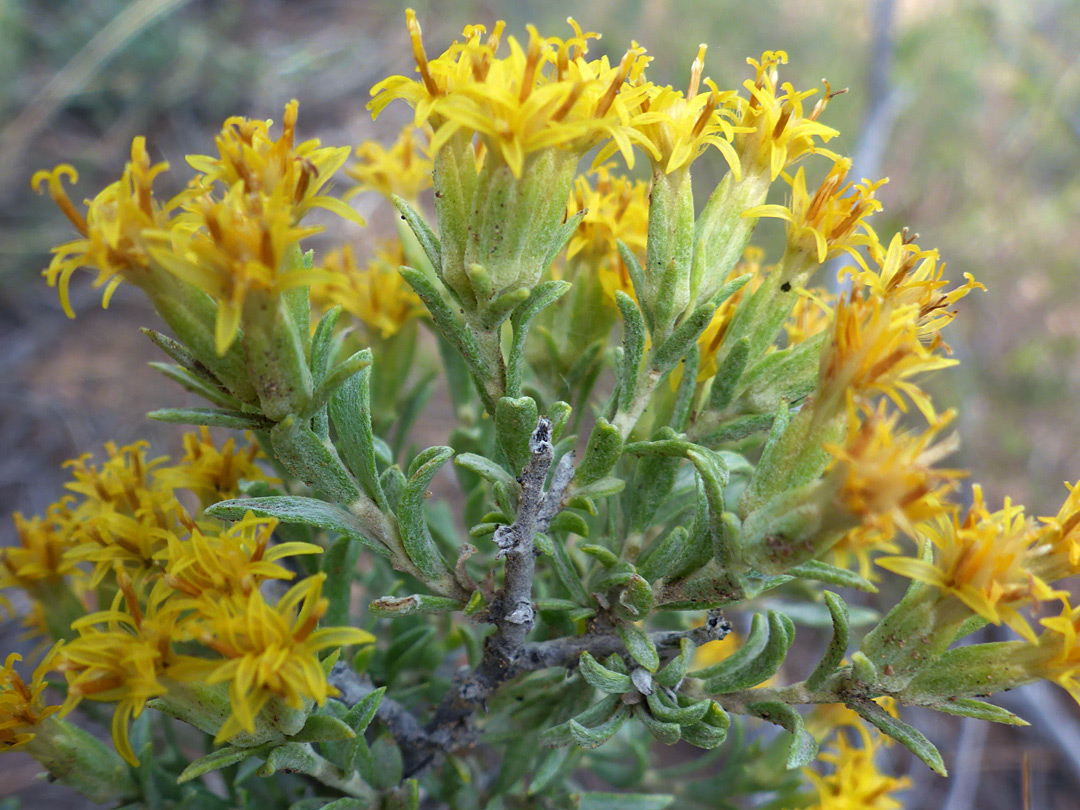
[185,100,358,225]
[0,647,63,752]
[155,514,320,604]
[803,724,911,810]
[784,286,836,347]
[606,44,740,175]
[33,138,179,317]
[877,487,1061,642]
[370,11,652,177]
[194,573,374,742]
[154,428,277,504]
[732,51,842,180]
[826,401,963,541]
[744,158,885,264]
[348,125,434,202]
[696,247,765,380]
[60,574,203,764]
[562,166,650,304]
[311,242,425,339]
[2,508,79,591]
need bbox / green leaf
[149,362,239,409]
[848,698,947,776]
[678,701,730,749]
[306,349,373,419]
[788,560,878,593]
[540,696,619,747]
[270,416,361,504]
[328,362,387,510]
[550,510,589,537]
[574,476,626,499]
[701,610,792,693]
[369,594,464,617]
[579,652,634,694]
[635,705,682,744]
[617,622,659,672]
[309,306,341,381]
[397,447,455,583]
[670,343,699,432]
[322,537,360,626]
[645,691,711,726]
[399,267,488,383]
[507,280,572,397]
[806,591,850,691]
[289,714,356,743]
[617,239,652,333]
[748,701,817,770]
[256,743,318,778]
[692,612,769,679]
[344,687,385,735]
[922,697,1028,726]
[576,418,623,486]
[569,704,631,749]
[708,335,750,411]
[654,638,694,688]
[391,195,441,272]
[176,742,275,784]
[455,452,518,488]
[615,292,647,412]
[575,792,674,810]
[206,496,388,557]
[627,428,684,533]
[148,407,271,431]
[495,397,540,473]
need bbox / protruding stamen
[519,25,543,103]
[688,43,707,98]
[31,165,88,236]
[691,89,720,138]
[406,9,439,96]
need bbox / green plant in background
[5,9,1080,809]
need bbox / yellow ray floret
[732,50,842,180]
[33,139,178,317]
[348,124,434,202]
[370,11,653,177]
[0,647,64,752]
[194,573,374,742]
[311,242,425,339]
[877,486,1063,642]
[1032,598,1080,706]
[2,508,79,591]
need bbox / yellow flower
[801,725,911,810]
[185,100,359,226]
[826,401,964,542]
[311,242,425,339]
[2,508,79,590]
[154,514,321,604]
[60,441,186,587]
[743,158,885,264]
[733,50,842,181]
[153,428,278,504]
[60,574,203,765]
[348,124,434,202]
[696,247,765,380]
[370,11,651,177]
[877,486,1062,642]
[1031,598,1080,705]
[32,138,179,317]
[150,184,329,354]
[846,230,985,346]
[194,573,374,742]
[0,647,63,752]
[562,166,650,304]
[815,292,957,423]
[827,525,902,583]
[605,44,740,175]
[1032,480,1080,576]
[784,286,836,347]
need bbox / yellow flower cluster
[348,124,434,202]
[696,247,765,380]
[311,242,425,339]
[801,725,910,810]
[562,166,650,304]
[34,102,360,355]
[1,649,63,752]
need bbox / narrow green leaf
[569,704,631,749]
[807,591,850,691]
[391,195,441,272]
[635,705,682,744]
[149,362,238,409]
[617,239,652,333]
[645,692,711,725]
[788,560,878,593]
[270,416,361,504]
[615,291,646,412]
[329,362,387,510]
[399,267,488,381]
[206,496,388,557]
[495,397,540,473]
[289,714,356,743]
[579,652,634,694]
[678,701,730,749]
[576,792,674,810]
[702,610,792,693]
[708,335,750,411]
[654,638,695,688]
[454,453,518,487]
[398,447,454,583]
[576,418,623,486]
[922,697,1028,726]
[507,280,572,397]
[369,594,464,617]
[322,537,360,626]
[692,613,769,679]
[148,407,271,431]
[176,742,274,784]
[748,701,817,770]
[617,622,660,672]
[848,698,947,776]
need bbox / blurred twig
[0,0,193,192]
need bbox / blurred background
[1,0,1078,806]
